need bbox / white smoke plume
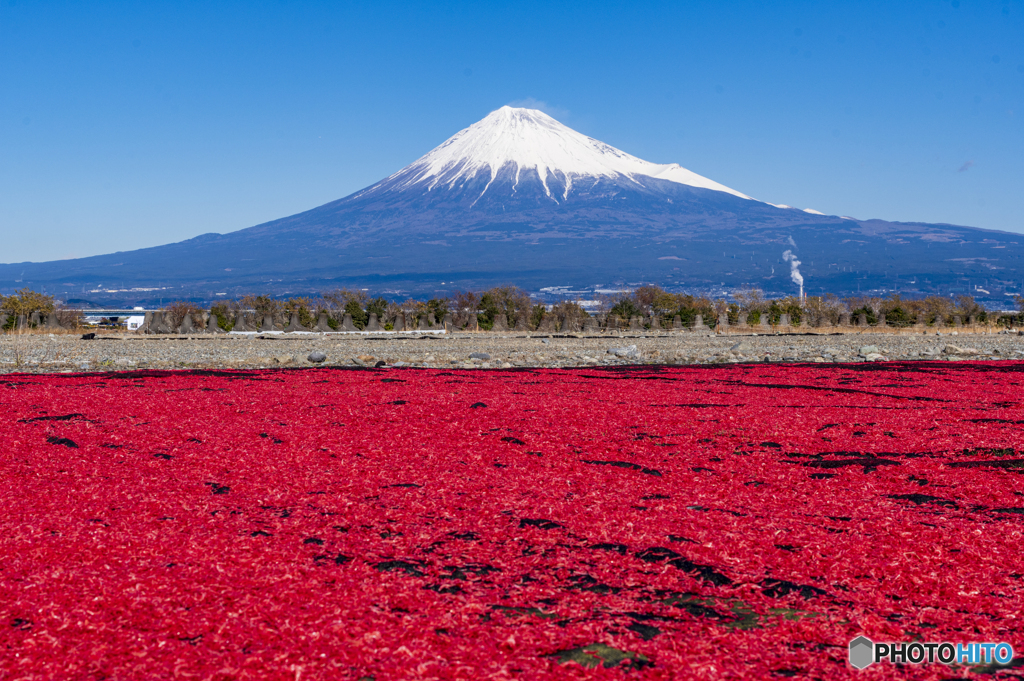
[782,249,804,288]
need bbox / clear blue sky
[2,0,1022,263]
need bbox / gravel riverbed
[2,329,1023,373]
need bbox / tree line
[3,285,1024,332]
[132,286,1024,332]
[0,288,82,331]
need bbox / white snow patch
[390,106,752,201]
[802,208,825,215]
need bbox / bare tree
[844,295,882,316]
[322,288,369,311]
[549,300,589,331]
[712,298,729,322]
[733,288,766,312]
[802,294,845,326]
[165,301,204,330]
[451,290,481,325]
[54,302,84,329]
[239,295,283,327]
[954,294,983,318]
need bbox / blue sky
[1,0,1022,263]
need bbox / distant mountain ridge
[2,106,1022,306]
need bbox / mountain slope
[2,107,1022,306]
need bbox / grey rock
[608,344,640,359]
[469,352,491,360]
[858,345,879,357]
[308,351,327,364]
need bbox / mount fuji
[3,106,1023,305]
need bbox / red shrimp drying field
[2,363,1023,680]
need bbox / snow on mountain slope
[377,106,752,203]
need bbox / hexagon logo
[849,636,874,669]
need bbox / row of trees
[191,286,1023,332]
[4,285,1024,332]
[204,290,445,332]
[0,288,83,331]
[726,290,1002,327]
[198,287,562,332]
[1,288,55,316]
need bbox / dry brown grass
[2,326,82,336]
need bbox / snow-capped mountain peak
[382,106,751,202]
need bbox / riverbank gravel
[2,329,1023,373]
